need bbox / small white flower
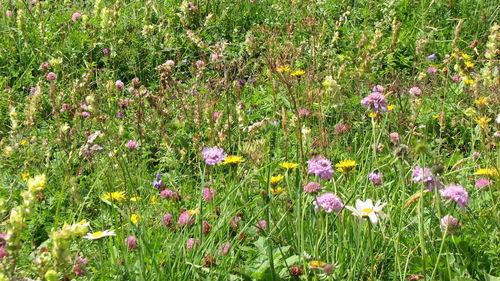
[345,199,387,224]
[83,230,116,240]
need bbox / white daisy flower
[83,230,116,240]
[345,199,387,224]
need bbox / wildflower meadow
[1,0,499,280]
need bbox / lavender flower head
[360,92,388,113]
[440,215,459,234]
[313,193,343,213]
[427,54,437,60]
[202,146,227,165]
[307,156,334,180]
[439,184,469,209]
[411,166,437,189]
[368,172,383,185]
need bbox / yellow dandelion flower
[464,107,476,117]
[130,196,142,202]
[102,191,126,202]
[308,260,326,269]
[368,112,378,119]
[3,146,13,156]
[461,53,472,60]
[150,195,158,205]
[187,209,199,215]
[464,61,474,68]
[221,155,245,165]
[474,168,498,177]
[474,117,491,129]
[131,214,141,225]
[270,187,286,195]
[276,65,291,73]
[335,160,358,174]
[19,139,28,146]
[279,162,299,170]
[463,78,474,85]
[474,97,488,107]
[291,70,305,76]
[22,172,30,181]
[432,114,441,119]
[387,105,395,111]
[269,174,284,185]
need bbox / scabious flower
[335,160,357,174]
[345,199,387,224]
[303,182,321,193]
[475,178,492,189]
[125,236,137,250]
[83,230,116,240]
[440,215,459,234]
[361,92,388,113]
[125,140,139,150]
[408,87,422,96]
[440,184,469,209]
[202,147,227,165]
[203,188,216,201]
[307,156,333,180]
[372,85,384,93]
[411,166,437,190]
[368,173,383,185]
[178,211,194,227]
[313,193,343,213]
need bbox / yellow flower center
[361,208,374,214]
[91,232,103,237]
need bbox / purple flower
[475,178,492,189]
[408,87,422,96]
[213,111,221,121]
[372,85,384,93]
[389,132,399,144]
[125,140,139,150]
[368,172,383,185]
[45,72,57,81]
[203,188,216,201]
[125,236,137,250]
[299,108,310,117]
[163,213,172,226]
[160,189,174,199]
[440,184,469,209]
[427,54,437,60]
[412,166,436,189]
[71,12,82,21]
[115,80,124,89]
[303,182,321,193]
[102,48,111,56]
[440,215,459,234]
[90,144,103,151]
[178,211,194,227]
[427,67,437,74]
[255,220,267,233]
[360,92,388,113]
[80,111,90,118]
[187,238,199,250]
[313,193,343,213]
[307,157,333,180]
[153,180,163,189]
[218,242,231,256]
[202,146,227,165]
[195,60,205,68]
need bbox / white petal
[368,213,378,224]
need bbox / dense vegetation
[0,0,499,280]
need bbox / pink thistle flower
[440,184,469,209]
[303,182,321,193]
[125,140,139,150]
[178,211,194,227]
[368,172,383,185]
[45,72,57,81]
[163,213,172,226]
[307,156,333,180]
[125,236,137,250]
[408,87,422,96]
[203,188,216,201]
[299,108,310,117]
[361,92,388,113]
[313,193,343,213]
[71,12,82,21]
[475,178,492,189]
